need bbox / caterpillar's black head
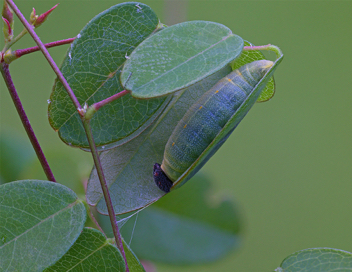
[153,163,173,193]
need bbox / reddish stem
[85,90,130,120]
[82,120,129,271]
[88,208,106,237]
[5,0,83,114]
[0,63,56,182]
[94,90,130,111]
[15,37,76,58]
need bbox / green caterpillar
[153,60,273,192]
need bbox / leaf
[120,174,241,264]
[0,130,35,183]
[121,20,244,98]
[45,228,125,272]
[87,65,233,215]
[48,2,168,150]
[275,248,352,272]
[231,41,275,102]
[0,180,86,272]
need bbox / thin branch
[82,119,129,272]
[5,0,83,113]
[2,28,27,52]
[88,207,106,237]
[15,37,76,58]
[94,90,130,111]
[243,44,273,51]
[243,44,283,59]
[0,63,56,182]
[85,90,130,120]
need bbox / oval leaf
[0,180,86,271]
[48,2,168,149]
[119,175,241,264]
[121,21,244,98]
[275,248,352,272]
[45,228,125,272]
[87,66,232,215]
[231,41,276,102]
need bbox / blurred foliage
[97,174,242,265]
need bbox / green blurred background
[1,1,351,271]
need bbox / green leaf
[87,65,233,215]
[0,130,35,183]
[45,228,125,272]
[48,2,168,150]
[275,248,352,272]
[231,41,275,102]
[0,180,86,272]
[121,174,241,264]
[121,21,244,98]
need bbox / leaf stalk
[243,44,283,59]
[85,90,130,120]
[5,0,83,113]
[12,37,75,61]
[82,119,129,272]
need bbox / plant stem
[82,119,129,272]
[87,206,106,237]
[15,37,76,58]
[0,63,56,182]
[85,90,130,120]
[2,28,27,52]
[243,44,283,59]
[5,0,83,113]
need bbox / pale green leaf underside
[121,20,244,98]
[87,66,233,215]
[276,248,352,272]
[45,228,125,272]
[0,180,86,272]
[48,2,166,150]
[231,41,275,102]
[121,175,241,264]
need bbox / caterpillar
[153,60,274,193]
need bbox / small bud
[29,8,38,25]
[2,2,13,27]
[2,17,13,42]
[3,49,18,64]
[33,4,58,28]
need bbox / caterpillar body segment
[153,60,274,192]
